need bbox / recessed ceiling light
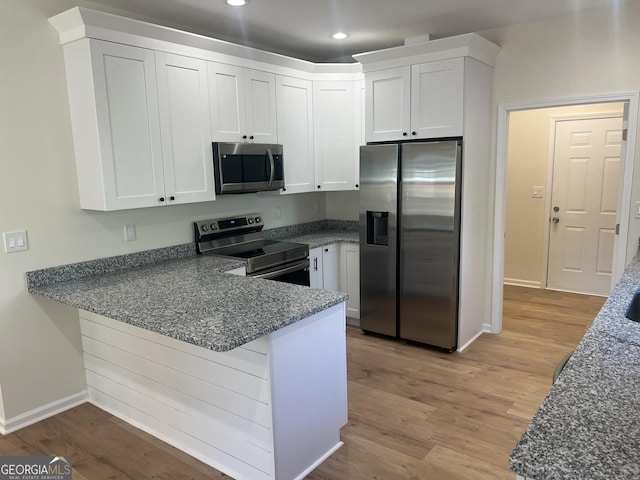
[225,0,250,6]
[332,32,349,40]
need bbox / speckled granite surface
[510,254,640,479]
[264,219,358,244]
[25,226,356,353]
[280,231,359,249]
[28,254,347,352]
[26,243,197,289]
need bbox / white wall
[325,191,359,220]
[481,2,640,270]
[505,103,624,287]
[0,0,326,424]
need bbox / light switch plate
[3,230,28,253]
[532,186,545,198]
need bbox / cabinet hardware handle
[249,135,254,140]
[355,184,359,188]
[402,132,408,136]
[169,196,175,201]
[324,248,329,252]
[317,185,321,189]
[314,258,318,271]
[242,135,247,139]
[159,197,165,202]
[411,131,417,136]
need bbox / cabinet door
[309,247,324,289]
[322,244,339,292]
[89,40,165,210]
[244,69,278,143]
[411,58,464,138]
[354,78,365,190]
[208,62,247,142]
[156,53,215,205]
[276,75,314,194]
[313,81,356,191]
[339,243,360,319]
[365,67,411,142]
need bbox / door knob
[553,206,560,212]
[552,217,560,224]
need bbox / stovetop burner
[194,213,309,274]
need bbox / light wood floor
[0,286,605,479]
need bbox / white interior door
[547,116,623,295]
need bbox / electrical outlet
[3,230,28,253]
[124,224,137,242]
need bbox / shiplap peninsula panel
[78,303,347,480]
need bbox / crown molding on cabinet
[353,33,500,72]
[48,7,363,80]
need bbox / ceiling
[84,0,625,63]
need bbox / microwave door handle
[266,148,274,187]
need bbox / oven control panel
[194,213,263,238]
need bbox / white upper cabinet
[276,75,315,194]
[411,58,464,139]
[155,52,215,205]
[365,59,463,142]
[365,66,411,142]
[313,81,357,192]
[208,63,277,143]
[62,39,215,210]
[354,78,365,189]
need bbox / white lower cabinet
[339,244,360,319]
[310,243,360,319]
[309,244,340,291]
[322,244,340,292]
[225,266,247,276]
[309,247,324,289]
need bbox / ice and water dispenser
[366,211,389,246]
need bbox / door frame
[543,111,624,292]
[491,92,639,334]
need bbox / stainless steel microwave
[213,142,284,194]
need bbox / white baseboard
[504,278,542,288]
[457,329,484,353]
[293,441,344,480]
[0,390,88,435]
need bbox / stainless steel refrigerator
[359,139,461,351]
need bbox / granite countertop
[509,254,640,479]
[27,240,348,352]
[280,231,359,249]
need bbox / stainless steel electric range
[194,213,310,286]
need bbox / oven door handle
[266,148,275,187]
[251,258,309,280]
